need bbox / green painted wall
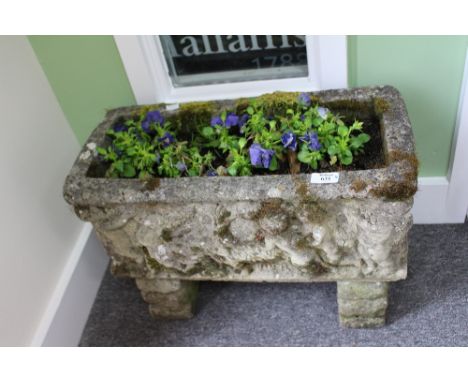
[28,36,136,144]
[348,36,468,176]
[29,35,468,176]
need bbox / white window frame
[115,35,348,104]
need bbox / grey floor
[80,223,468,346]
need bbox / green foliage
[95,93,371,179]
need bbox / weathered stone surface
[136,278,198,319]
[63,86,417,327]
[87,197,410,282]
[337,281,388,328]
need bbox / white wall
[0,36,85,345]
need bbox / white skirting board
[30,224,108,347]
[413,177,451,224]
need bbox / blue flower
[141,120,151,134]
[210,116,223,127]
[113,122,127,132]
[211,113,241,128]
[176,161,187,172]
[239,114,249,127]
[158,132,175,147]
[146,110,165,125]
[300,114,305,121]
[239,114,249,133]
[249,143,275,169]
[300,131,321,151]
[206,169,218,176]
[142,110,164,134]
[225,113,239,128]
[281,132,297,151]
[298,93,311,107]
[317,106,329,119]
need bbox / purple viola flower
[300,131,322,151]
[249,144,263,167]
[210,116,223,127]
[146,110,165,125]
[249,143,275,169]
[298,93,311,107]
[239,114,249,133]
[239,113,249,127]
[141,120,151,134]
[317,106,329,119]
[281,132,297,151]
[113,122,127,132]
[206,169,218,176]
[142,110,165,134]
[300,114,305,121]
[158,132,175,147]
[225,113,239,128]
[176,161,187,172]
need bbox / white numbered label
[310,172,340,184]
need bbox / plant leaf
[338,126,348,137]
[269,156,278,171]
[238,137,247,150]
[201,126,214,137]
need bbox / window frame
[114,35,348,104]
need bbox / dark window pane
[159,35,308,87]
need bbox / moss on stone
[142,247,165,272]
[175,101,216,132]
[388,150,419,179]
[141,177,160,191]
[236,261,255,274]
[252,198,283,220]
[161,228,173,242]
[295,237,310,250]
[137,103,167,115]
[370,149,419,200]
[218,209,231,224]
[216,224,236,244]
[370,180,418,201]
[351,179,367,193]
[256,91,300,114]
[292,177,327,224]
[321,99,373,114]
[235,92,322,116]
[305,260,328,275]
[374,97,390,114]
[184,256,230,276]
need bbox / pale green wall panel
[348,35,468,176]
[28,36,136,144]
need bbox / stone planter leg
[135,278,199,319]
[337,281,389,328]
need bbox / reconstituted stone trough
[64,86,418,328]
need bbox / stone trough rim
[63,85,417,207]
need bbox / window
[159,35,308,87]
[115,35,347,104]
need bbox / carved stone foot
[337,281,389,328]
[135,278,199,319]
